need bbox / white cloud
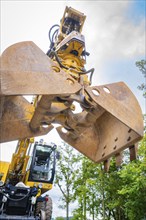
[80,1,145,63]
[1,1,145,66]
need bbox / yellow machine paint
[0,161,10,183]
[25,179,53,194]
[7,139,32,183]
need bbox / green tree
[100,160,127,220]
[55,142,79,220]
[73,148,146,220]
[136,59,146,98]
[72,156,88,220]
[73,156,101,220]
[136,59,146,131]
[118,138,146,220]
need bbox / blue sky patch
[125,0,146,25]
[100,56,145,112]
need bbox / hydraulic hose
[0,190,30,202]
[48,24,60,44]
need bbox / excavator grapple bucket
[57,82,143,163]
[0,41,81,142]
[0,41,143,163]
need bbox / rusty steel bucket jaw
[56,82,144,164]
[0,41,82,142]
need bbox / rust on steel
[0,41,144,163]
[0,42,81,142]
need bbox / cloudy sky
[1,0,146,218]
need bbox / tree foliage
[55,142,79,219]
[119,135,146,220]
[55,217,65,220]
[136,59,146,98]
[56,137,146,220]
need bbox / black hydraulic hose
[52,28,59,43]
[47,24,60,56]
[48,24,60,43]
[80,68,95,84]
[0,190,30,202]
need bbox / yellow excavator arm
[6,138,34,184]
[0,6,144,167]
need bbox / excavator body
[0,6,144,219]
[0,139,57,219]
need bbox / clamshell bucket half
[57,82,144,163]
[0,41,81,142]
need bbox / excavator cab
[28,141,57,184]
